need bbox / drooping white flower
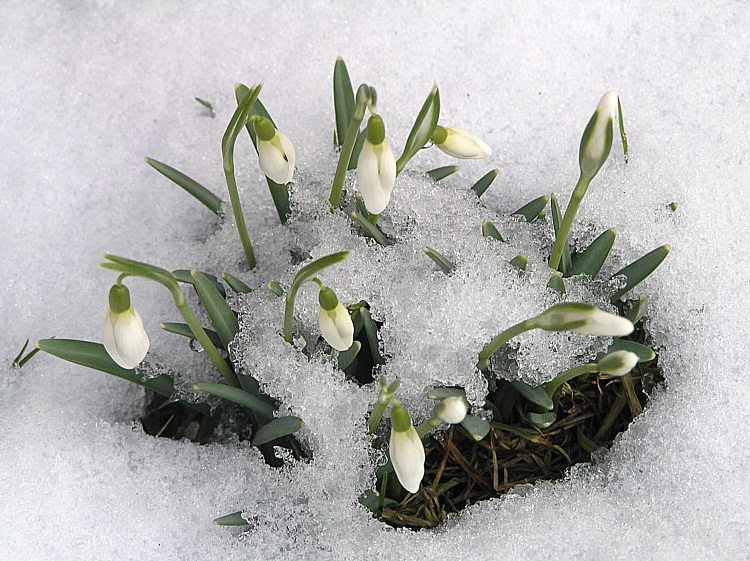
[434,395,469,424]
[102,284,149,369]
[357,114,396,215]
[254,117,295,184]
[532,303,634,337]
[597,350,639,376]
[318,286,354,351]
[389,405,425,494]
[432,125,491,159]
[579,91,618,180]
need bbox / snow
[2,1,750,560]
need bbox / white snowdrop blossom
[432,125,491,159]
[389,405,425,494]
[357,114,396,215]
[102,284,149,369]
[255,117,296,184]
[434,395,469,424]
[597,350,639,376]
[579,91,618,180]
[318,286,354,351]
[533,303,634,337]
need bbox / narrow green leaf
[12,339,29,364]
[569,228,616,278]
[267,281,284,297]
[347,129,367,170]
[360,307,385,365]
[426,165,459,181]
[194,97,214,112]
[396,84,440,174]
[610,245,670,303]
[510,380,554,410]
[172,269,226,297]
[460,414,490,441]
[191,270,239,350]
[509,254,528,272]
[597,339,655,363]
[422,246,456,273]
[625,293,648,324]
[577,427,599,453]
[511,195,549,223]
[427,387,466,400]
[222,272,252,294]
[617,96,628,163]
[161,322,224,350]
[193,383,275,419]
[527,410,557,428]
[333,57,355,149]
[482,220,505,242]
[367,401,388,435]
[547,272,566,294]
[352,212,392,246]
[252,416,304,446]
[550,194,572,276]
[145,158,223,215]
[213,511,249,526]
[36,339,175,399]
[470,169,499,198]
[338,340,361,370]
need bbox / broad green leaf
[426,165,459,181]
[172,269,226,297]
[396,84,440,173]
[252,416,304,446]
[569,228,616,278]
[550,193,572,276]
[547,272,566,294]
[610,245,670,302]
[625,293,648,324]
[427,387,466,400]
[597,339,655,363]
[213,511,249,526]
[352,212,392,246]
[460,414,490,441]
[422,246,456,273]
[338,340,361,370]
[145,158,222,215]
[510,380,554,410]
[482,220,504,242]
[471,169,498,198]
[512,195,549,223]
[222,272,252,294]
[509,253,528,272]
[360,307,386,365]
[527,410,557,428]
[160,322,224,350]
[191,270,239,350]
[36,339,175,399]
[333,57,355,149]
[193,383,275,419]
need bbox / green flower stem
[543,363,598,398]
[223,169,256,270]
[367,212,379,225]
[548,175,591,271]
[477,319,535,371]
[329,99,367,209]
[416,416,441,439]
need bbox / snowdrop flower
[356,114,396,215]
[532,303,633,337]
[597,350,639,376]
[579,91,618,180]
[318,286,354,351]
[431,125,491,159]
[434,395,469,424]
[102,284,149,369]
[389,405,425,494]
[254,117,295,184]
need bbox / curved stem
[223,166,256,270]
[329,101,366,209]
[543,363,598,398]
[477,319,534,371]
[549,175,590,271]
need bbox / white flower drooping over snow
[357,114,396,215]
[389,405,425,494]
[254,116,296,184]
[532,302,633,337]
[102,283,149,369]
[434,395,469,424]
[318,285,354,351]
[597,350,639,376]
[432,125,491,159]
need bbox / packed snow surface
[2,2,749,560]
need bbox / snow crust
[2,2,749,560]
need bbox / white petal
[438,127,491,159]
[104,307,149,369]
[357,140,394,215]
[258,138,292,184]
[390,426,425,493]
[577,310,634,337]
[275,130,296,183]
[319,303,353,351]
[102,309,127,368]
